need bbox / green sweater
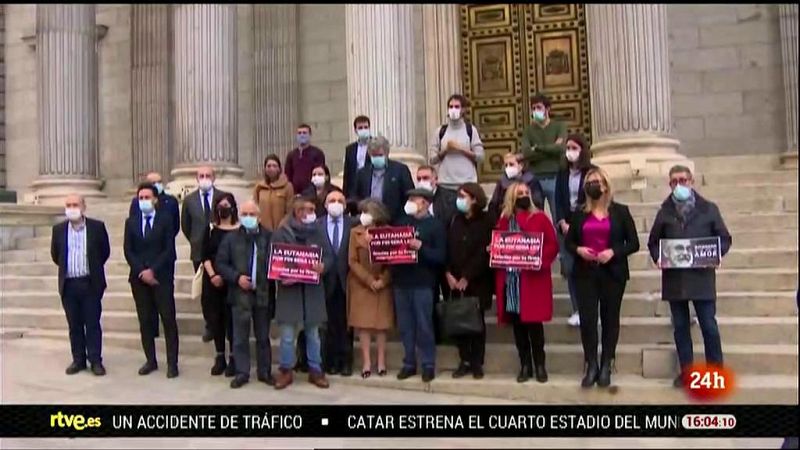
[520,120,568,176]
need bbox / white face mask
[417,180,434,192]
[448,108,461,121]
[311,175,326,188]
[65,208,82,222]
[302,212,317,224]
[505,165,520,179]
[404,201,419,216]
[566,150,580,163]
[198,178,213,192]
[326,202,344,218]
[359,213,374,227]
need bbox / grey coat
[215,226,273,309]
[315,214,353,297]
[271,219,334,326]
[181,187,230,262]
[647,193,732,301]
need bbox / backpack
[438,120,474,143]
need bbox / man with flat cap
[391,188,447,383]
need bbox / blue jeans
[557,230,579,313]
[537,174,557,223]
[394,288,436,371]
[279,322,322,373]
[669,300,723,369]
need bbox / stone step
[639,212,798,233]
[628,197,798,218]
[3,325,794,377]
[616,183,798,204]
[701,170,798,186]
[3,307,795,346]
[692,155,782,174]
[4,290,797,319]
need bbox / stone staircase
[1,154,797,404]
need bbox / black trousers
[510,314,545,367]
[454,311,486,369]
[61,277,103,364]
[574,267,626,364]
[323,281,353,370]
[231,296,271,379]
[131,279,179,367]
[202,277,233,354]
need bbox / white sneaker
[567,312,581,327]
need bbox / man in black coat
[124,183,180,378]
[50,194,111,376]
[647,165,732,388]
[354,135,415,224]
[342,115,372,203]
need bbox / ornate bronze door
[460,4,591,181]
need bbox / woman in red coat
[495,181,559,383]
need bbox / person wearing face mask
[343,115,372,200]
[428,94,485,192]
[354,135,415,223]
[488,152,545,221]
[254,154,295,232]
[129,172,179,237]
[347,199,395,378]
[271,196,333,390]
[565,168,639,389]
[284,123,326,194]
[494,183,559,384]
[392,188,447,383]
[199,193,240,378]
[647,165,732,389]
[124,183,180,378]
[555,134,597,327]
[444,183,493,379]
[314,189,355,376]
[215,200,275,389]
[518,93,568,223]
[302,164,341,217]
[51,194,111,376]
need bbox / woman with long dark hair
[302,164,341,217]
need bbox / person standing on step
[200,193,240,378]
[51,194,110,376]
[124,183,180,378]
[343,115,372,202]
[181,166,231,343]
[494,182,558,384]
[303,164,341,218]
[271,196,333,390]
[316,189,355,377]
[215,200,275,389]
[427,94,485,193]
[285,123,326,195]
[555,134,597,328]
[488,152,545,221]
[647,165,732,388]
[254,154,295,232]
[354,135,416,224]
[393,188,447,383]
[565,167,639,388]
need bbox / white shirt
[141,210,157,236]
[356,142,368,170]
[200,187,215,213]
[66,220,89,278]
[326,214,343,252]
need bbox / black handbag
[435,291,484,338]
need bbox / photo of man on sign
[489,231,544,271]
[659,237,721,269]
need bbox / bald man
[51,194,111,376]
[129,172,179,237]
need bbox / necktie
[250,242,258,291]
[144,216,153,237]
[203,192,211,221]
[332,218,341,253]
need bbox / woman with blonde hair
[494,182,559,383]
[347,198,394,378]
[565,167,639,389]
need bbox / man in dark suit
[50,194,111,376]
[354,135,415,224]
[316,188,354,376]
[342,115,372,202]
[124,183,180,378]
[180,166,230,342]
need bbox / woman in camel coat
[253,154,294,232]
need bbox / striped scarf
[505,215,521,315]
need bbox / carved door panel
[461,4,591,181]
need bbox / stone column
[252,4,298,176]
[32,4,105,204]
[345,4,424,170]
[779,4,798,168]
[586,4,690,189]
[422,4,462,145]
[169,4,249,200]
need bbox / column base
[590,136,693,191]
[29,178,106,205]
[167,164,254,205]
[779,150,798,170]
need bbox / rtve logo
[50,411,102,430]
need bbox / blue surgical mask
[153,182,164,195]
[357,129,371,141]
[138,199,154,214]
[456,197,470,213]
[672,184,693,202]
[241,216,259,230]
[296,133,310,146]
[532,110,546,122]
[370,155,386,169]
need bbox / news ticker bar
[0,405,797,438]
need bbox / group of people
[50,93,732,390]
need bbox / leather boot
[516,356,532,383]
[597,357,613,388]
[274,367,294,390]
[534,364,548,383]
[210,354,226,376]
[581,359,599,388]
[308,370,330,388]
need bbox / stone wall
[1,4,6,189]
[668,4,786,156]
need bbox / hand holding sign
[408,239,422,251]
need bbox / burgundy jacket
[284,145,326,194]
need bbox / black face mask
[218,207,232,219]
[585,181,603,200]
[515,196,532,210]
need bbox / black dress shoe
[516,364,532,383]
[211,355,226,376]
[534,364,548,383]
[138,362,158,376]
[339,364,353,377]
[673,374,684,388]
[230,375,249,389]
[396,367,417,380]
[167,366,179,379]
[422,368,436,383]
[325,365,340,376]
[472,366,484,379]
[597,359,613,388]
[258,374,275,386]
[202,328,213,343]
[581,361,599,388]
[90,362,106,376]
[225,357,236,377]
[65,361,86,375]
[452,363,471,379]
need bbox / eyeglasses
[669,177,691,187]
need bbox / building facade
[1,4,797,204]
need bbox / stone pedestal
[422,5,462,144]
[586,4,691,189]
[31,5,105,205]
[779,4,798,169]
